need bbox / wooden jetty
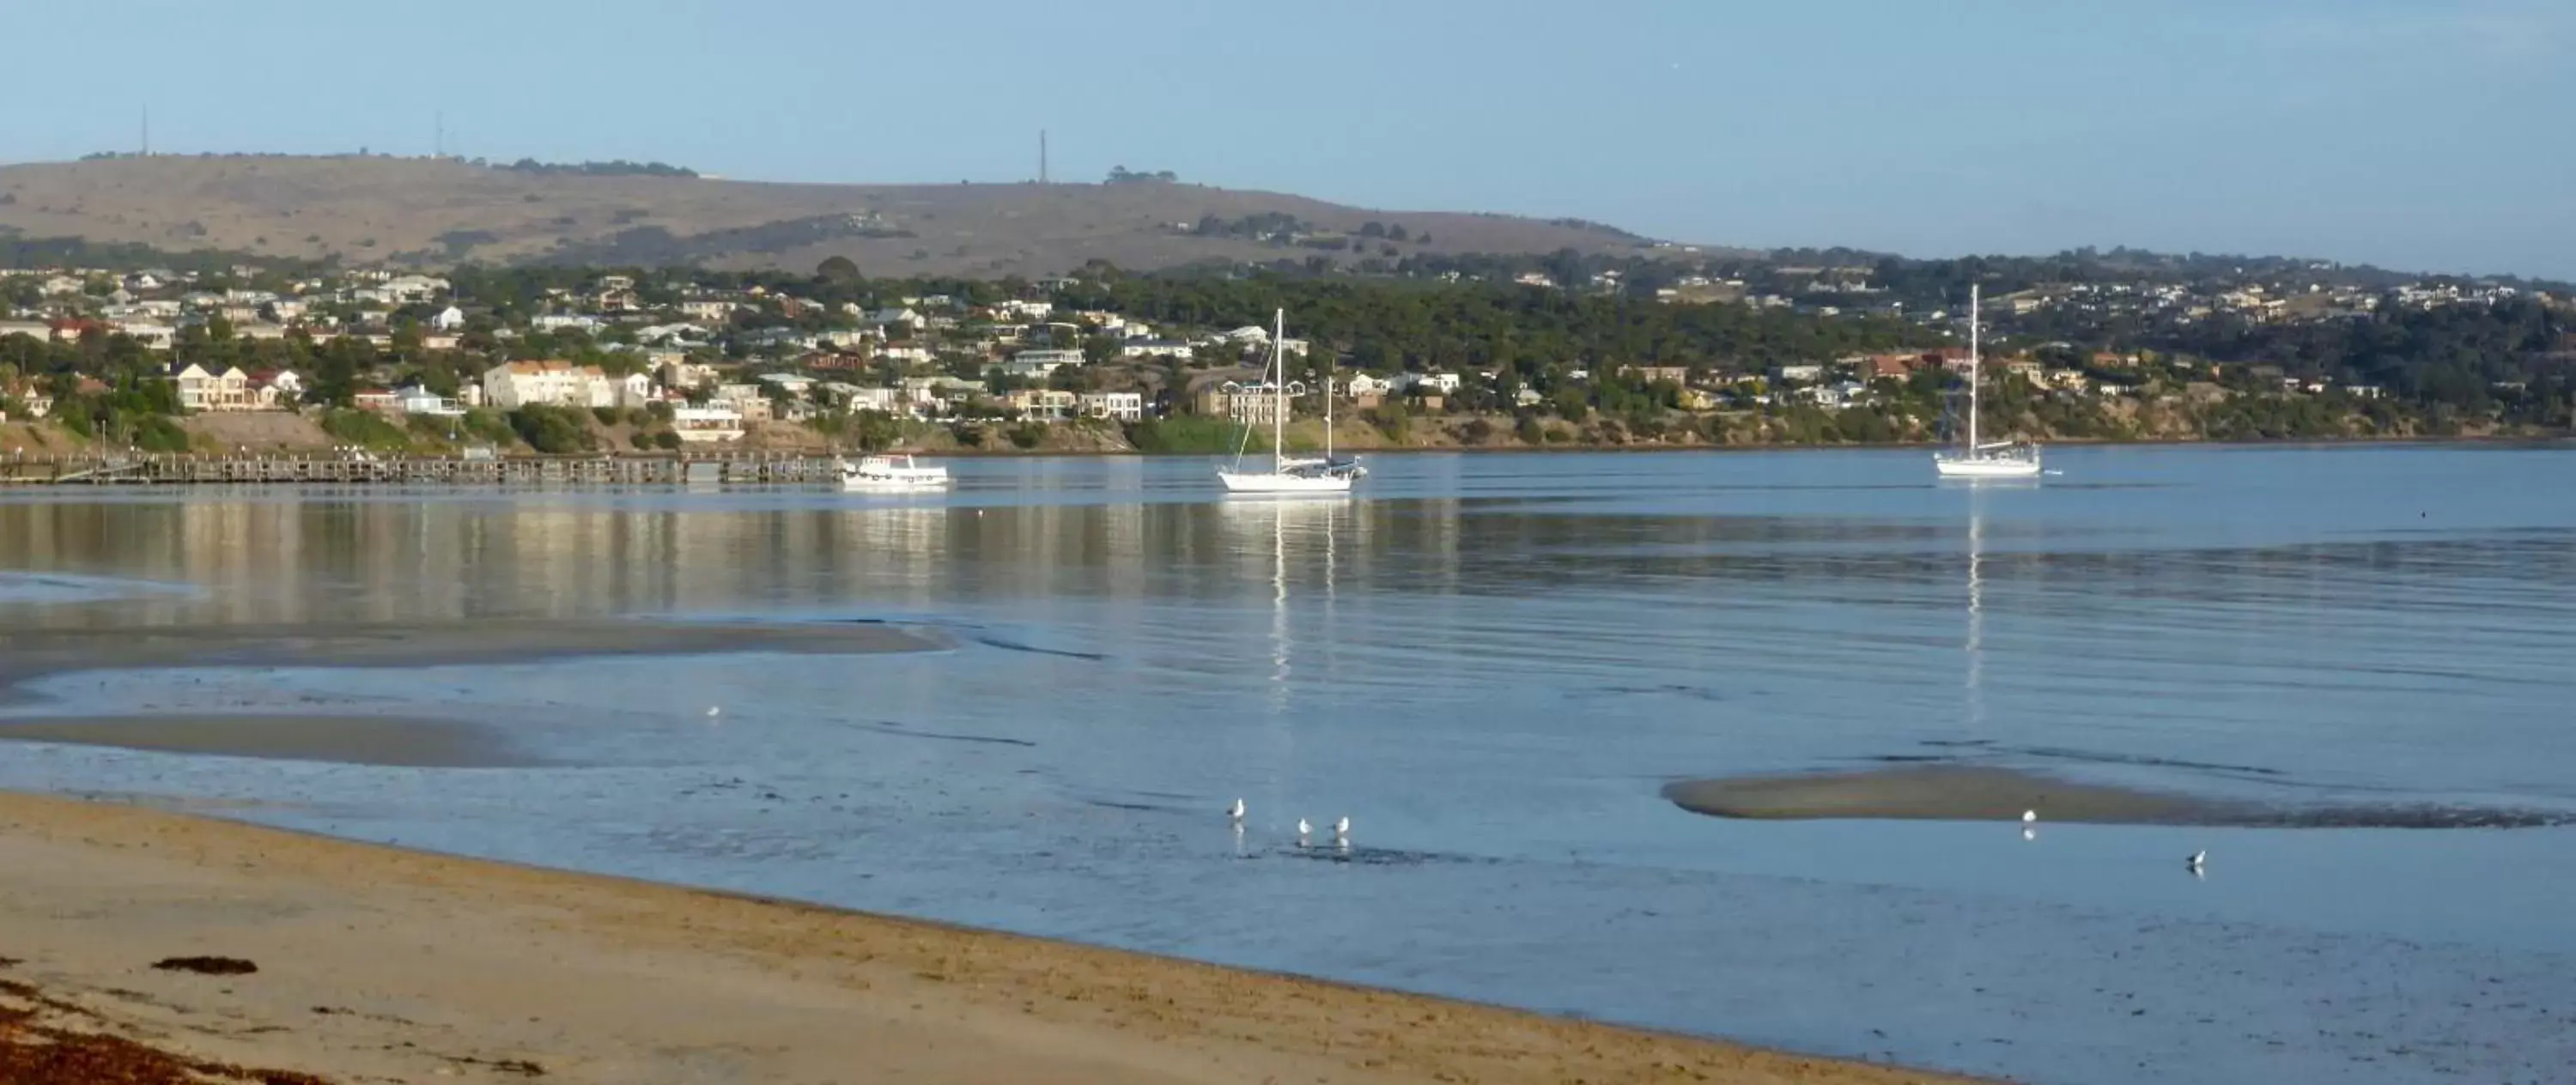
[0,452,848,487]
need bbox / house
[659,361,719,391]
[864,306,924,330]
[532,314,605,334]
[113,320,178,349]
[353,388,404,415]
[429,306,468,331]
[1344,373,1396,397]
[1397,372,1461,395]
[877,344,935,366]
[392,385,466,417]
[1196,386,1287,427]
[247,370,304,409]
[711,384,775,422]
[1005,388,1078,421]
[1118,339,1194,361]
[171,363,254,412]
[39,276,85,297]
[380,275,451,304]
[481,361,651,410]
[1004,349,1084,378]
[1621,364,1692,385]
[756,373,816,395]
[1079,391,1145,421]
[993,299,1054,321]
[669,404,745,443]
[1773,363,1826,384]
[679,298,739,322]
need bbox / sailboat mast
[1966,283,1981,452]
[1321,322,1332,464]
[1271,307,1286,472]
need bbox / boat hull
[841,477,951,492]
[1218,470,1356,494]
[1933,455,2044,480]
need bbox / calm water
[4,446,2574,1084]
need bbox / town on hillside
[0,252,2569,456]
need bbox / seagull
[706,706,722,718]
[1296,817,1311,844]
[2022,809,2038,824]
[1227,798,1245,822]
[2187,850,2207,871]
[1333,815,1351,840]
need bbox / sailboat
[1217,308,1366,494]
[1933,283,2044,480]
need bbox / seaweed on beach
[0,976,332,1084]
[150,955,258,976]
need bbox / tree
[816,255,861,282]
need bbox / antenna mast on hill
[140,106,150,156]
[435,111,445,158]
[1039,129,1048,184]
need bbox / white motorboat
[838,453,951,491]
[1933,283,2044,481]
[1217,308,1365,494]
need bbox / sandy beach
[0,791,1979,1085]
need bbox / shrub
[509,405,594,453]
[652,430,682,451]
[320,409,408,449]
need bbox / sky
[4,0,2571,279]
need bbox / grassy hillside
[0,155,1662,276]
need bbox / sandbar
[0,791,1981,1085]
[0,713,533,767]
[1663,765,2570,828]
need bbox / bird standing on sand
[1227,798,1246,822]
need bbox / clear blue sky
[8,1,2570,279]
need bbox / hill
[0,155,1662,276]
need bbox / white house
[428,306,468,331]
[1773,363,1826,384]
[1344,373,1396,397]
[531,314,605,333]
[1079,391,1145,422]
[481,361,651,410]
[1004,349,1084,378]
[669,404,745,443]
[1119,339,1193,361]
[248,369,303,409]
[392,385,467,417]
[381,275,451,304]
[679,298,739,322]
[113,320,177,349]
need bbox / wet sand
[0,714,534,767]
[1664,765,2572,827]
[0,791,1978,1085]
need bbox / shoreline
[0,789,1982,1084]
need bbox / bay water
[3,444,2573,1083]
